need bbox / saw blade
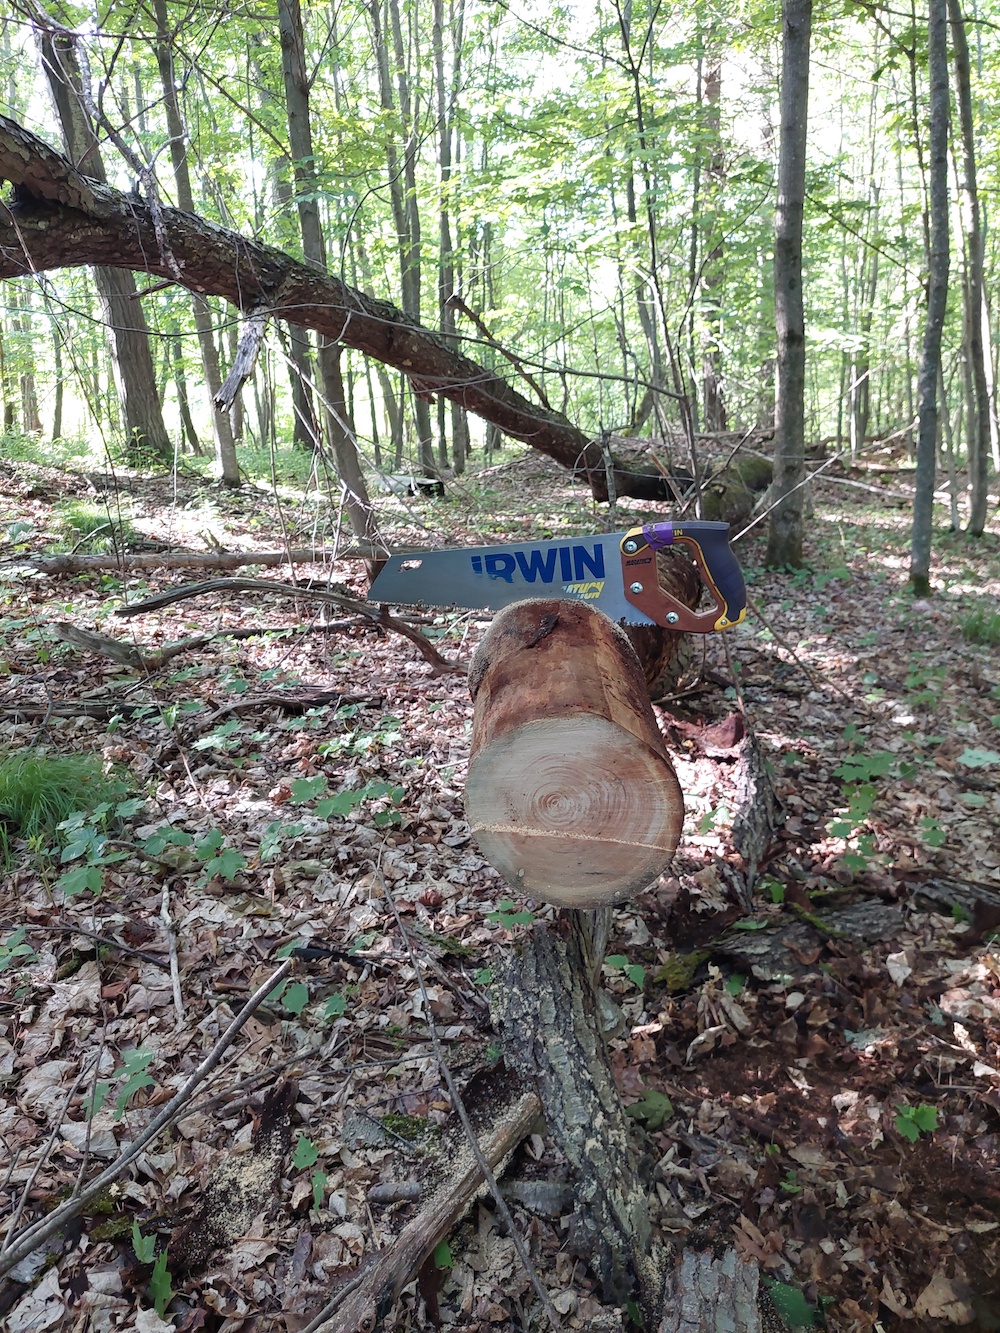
[367,531,657,625]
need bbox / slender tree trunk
[276,0,376,544]
[910,0,951,593]
[153,0,239,484]
[171,323,202,453]
[372,0,436,475]
[51,316,64,442]
[948,0,991,535]
[700,54,727,432]
[36,25,172,463]
[766,0,812,568]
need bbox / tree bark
[765,0,812,568]
[276,0,377,545]
[0,112,675,502]
[35,26,172,464]
[466,600,683,909]
[909,0,950,593]
[153,0,239,484]
[948,0,991,537]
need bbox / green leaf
[624,1087,673,1130]
[311,1169,328,1211]
[281,981,309,1015]
[202,847,247,882]
[150,1250,173,1317]
[765,1279,815,1327]
[194,828,224,858]
[895,1112,920,1142]
[433,1239,453,1269]
[725,974,745,996]
[625,964,645,988]
[919,818,946,847]
[56,864,104,898]
[957,747,1000,768]
[473,967,493,985]
[293,1134,320,1169]
[87,1082,110,1118]
[290,775,328,802]
[732,918,768,931]
[911,1103,938,1132]
[132,1222,156,1264]
[324,993,347,1019]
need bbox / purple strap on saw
[641,522,675,551]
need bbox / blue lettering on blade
[471,542,605,586]
[514,548,558,582]
[574,544,605,580]
[485,553,517,583]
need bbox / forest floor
[1,443,999,1333]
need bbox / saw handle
[620,520,747,633]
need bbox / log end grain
[466,601,684,909]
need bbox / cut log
[466,599,683,909]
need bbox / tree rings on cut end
[466,598,684,910]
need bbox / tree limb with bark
[0,113,675,503]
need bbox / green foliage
[150,1251,173,1317]
[0,927,38,973]
[487,900,536,927]
[962,607,1000,646]
[605,953,646,988]
[324,993,348,1019]
[957,747,1000,769]
[131,1221,156,1264]
[311,1169,328,1211]
[52,501,138,552]
[293,1134,320,1169]
[91,1048,156,1120]
[895,1103,938,1142]
[0,749,129,845]
[288,773,405,825]
[433,1239,453,1269]
[765,1279,816,1328]
[624,1087,673,1129]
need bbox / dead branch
[115,577,464,674]
[8,547,334,574]
[0,958,293,1279]
[52,622,214,670]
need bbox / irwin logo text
[470,543,605,585]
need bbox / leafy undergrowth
[0,446,999,1332]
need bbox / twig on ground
[160,883,184,1028]
[23,922,170,969]
[744,593,871,713]
[116,577,463,675]
[0,1055,100,1258]
[0,958,293,1279]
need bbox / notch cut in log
[466,599,683,909]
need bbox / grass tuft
[962,607,1000,647]
[53,501,138,552]
[0,750,129,844]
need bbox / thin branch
[0,958,293,1278]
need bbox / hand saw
[367,520,747,633]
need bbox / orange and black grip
[620,520,747,633]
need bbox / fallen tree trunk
[0,113,673,503]
[466,600,684,909]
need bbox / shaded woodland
[0,0,999,1331]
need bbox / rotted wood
[656,1249,763,1333]
[310,1082,542,1333]
[718,900,907,981]
[466,599,684,908]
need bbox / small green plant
[962,607,1000,647]
[0,927,38,972]
[0,750,129,848]
[624,1087,673,1129]
[292,1134,320,1169]
[91,1048,156,1119]
[894,1103,938,1142]
[287,774,405,826]
[487,900,536,927]
[765,1278,816,1328]
[605,954,646,988]
[132,1221,156,1264]
[53,500,138,552]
